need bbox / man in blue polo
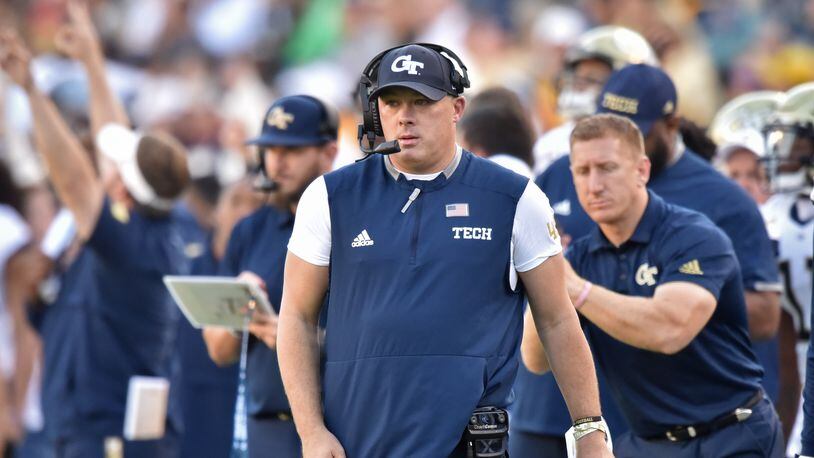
[520,64,782,455]
[202,95,338,457]
[523,113,783,457]
[277,43,612,458]
[1,27,190,457]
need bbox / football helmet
[763,82,814,194]
[709,90,786,161]
[558,26,659,119]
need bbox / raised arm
[0,30,103,239]
[55,0,129,136]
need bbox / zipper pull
[401,188,421,213]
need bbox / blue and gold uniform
[515,64,780,455]
[41,200,187,458]
[568,191,782,456]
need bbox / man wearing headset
[203,95,338,458]
[277,43,611,457]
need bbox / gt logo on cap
[391,55,424,75]
[267,107,295,130]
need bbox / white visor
[96,123,174,211]
[715,130,765,162]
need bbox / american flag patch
[445,203,469,217]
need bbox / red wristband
[574,280,592,310]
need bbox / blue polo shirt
[318,151,530,456]
[515,148,780,437]
[42,199,187,439]
[567,191,763,437]
[219,205,292,416]
[539,150,778,291]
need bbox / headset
[254,95,339,192]
[357,43,470,157]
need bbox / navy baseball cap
[596,64,677,135]
[369,44,459,101]
[246,95,337,147]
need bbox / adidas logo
[351,229,375,248]
[678,260,703,275]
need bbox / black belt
[656,391,763,442]
[251,411,293,422]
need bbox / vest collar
[383,144,463,181]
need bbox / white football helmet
[709,90,786,161]
[763,82,814,194]
[557,26,659,120]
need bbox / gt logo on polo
[452,227,492,240]
[391,55,424,75]
[635,263,658,286]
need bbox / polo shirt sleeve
[658,221,737,300]
[86,198,178,274]
[512,180,563,272]
[288,176,331,266]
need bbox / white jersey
[763,192,814,345]
[762,192,814,457]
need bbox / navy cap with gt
[596,63,677,136]
[247,95,338,191]
[357,43,471,157]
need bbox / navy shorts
[247,416,300,458]
[509,430,567,458]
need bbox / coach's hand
[302,427,346,458]
[0,30,34,91]
[576,430,614,457]
[55,0,102,63]
[248,311,279,350]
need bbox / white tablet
[163,275,273,330]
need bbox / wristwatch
[573,416,609,442]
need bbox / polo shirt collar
[383,144,463,181]
[587,190,665,252]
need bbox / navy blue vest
[322,151,528,456]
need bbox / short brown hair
[570,114,645,158]
[136,132,190,202]
[460,87,535,167]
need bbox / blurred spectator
[459,86,534,177]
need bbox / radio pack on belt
[465,406,509,458]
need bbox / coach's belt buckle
[277,412,292,421]
[666,426,696,442]
[734,408,752,422]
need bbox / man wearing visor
[1,16,189,458]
